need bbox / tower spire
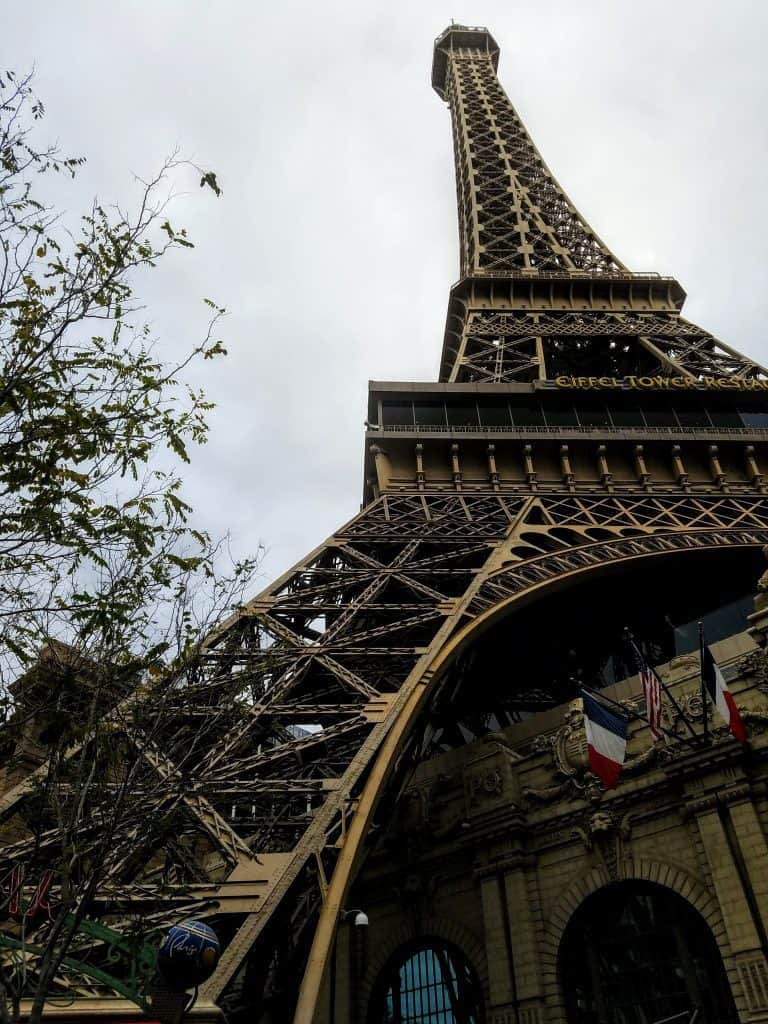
[432,24,766,385]
[433,25,624,277]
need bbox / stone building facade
[323,615,768,1023]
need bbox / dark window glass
[707,402,742,428]
[607,403,645,427]
[382,401,414,426]
[478,400,511,427]
[446,401,479,426]
[641,398,677,427]
[740,410,768,428]
[543,399,578,427]
[674,594,752,655]
[414,401,447,426]
[373,940,483,1024]
[509,399,545,426]
[674,399,711,429]
[576,399,610,427]
[560,882,738,1024]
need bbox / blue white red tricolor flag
[580,690,628,789]
[700,640,746,743]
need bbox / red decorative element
[1,865,55,922]
[587,744,623,790]
[723,690,747,744]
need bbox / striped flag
[700,639,746,744]
[638,652,664,742]
[580,690,628,789]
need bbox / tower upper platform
[431,24,500,99]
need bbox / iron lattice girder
[205,29,768,1017]
[189,489,768,1001]
[6,487,768,1013]
[285,489,768,1020]
[442,46,623,276]
[434,32,767,386]
[470,525,768,617]
[450,309,768,384]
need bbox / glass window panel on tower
[640,396,677,428]
[739,408,768,428]
[478,399,512,427]
[414,400,448,426]
[446,401,479,427]
[706,400,742,428]
[576,398,611,428]
[606,402,645,427]
[674,397,711,429]
[509,398,545,426]
[543,399,578,427]
[382,401,415,426]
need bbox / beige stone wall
[322,629,768,1024]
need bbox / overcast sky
[4,1,768,587]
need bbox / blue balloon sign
[158,920,220,991]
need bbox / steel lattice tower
[2,23,768,1024]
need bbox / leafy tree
[0,68,238,678]
[0,70,260,1022]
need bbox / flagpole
[624,631,700,744]
[699,621,709,743]
[579,684,700,750]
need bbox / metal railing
[375,423,768,437]
[449,269,668,287]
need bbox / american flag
[637,649,664,742]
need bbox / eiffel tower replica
[3,23,768,1024]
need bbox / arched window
[559,881,738,1024]
[370,938,484,1024]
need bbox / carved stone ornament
[737,648,768,695]
[388,772,467,852]
[571,809,633,880]
[466,766,503,801]
[524,699,659,805]
[754,545,768,610]
[673,683,768,739]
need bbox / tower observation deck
[3,24,768,1024]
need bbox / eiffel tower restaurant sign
[554,374,768,391]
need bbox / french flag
[700,640,746,744]
[580,690,628,789]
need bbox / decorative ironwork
[434,27,622,276]
[0,915,160,1009]
[451,310,767,384]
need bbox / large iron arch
[294,527,768,1020]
